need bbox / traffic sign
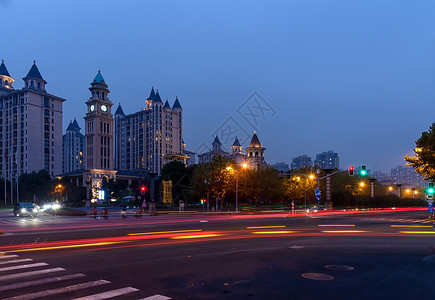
[426,194,434,200]
[314,188,321,196]
[428,202,433,207]
[429,207,434,213]
[315,195,321,201]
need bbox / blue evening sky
[1,0,434,172]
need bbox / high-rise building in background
[62,119,84,173]
[371,165,426,188]
[271,162,289,172]
[0,60,65,179]
[314,150,339,169]
[114,87,183,174]
[291,155,312,170]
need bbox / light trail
[170,234,224,239]
[252,231,297,234]
[246,226,286,229]
[391,225,433,228]
[399,231,435,234]
[318,224,355,227]
[321,230,369,233]
[9,242,126,253]
[128,229,202,236]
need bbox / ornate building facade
[114,87,183,174]
[0,60,65,179]
[198,132,267,169]
[62,119,84,173]
[83,71,116,198]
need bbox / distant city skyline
[2,1,434,173]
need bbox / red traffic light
[348,165,354,176]
[140,186,146,194]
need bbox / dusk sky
[1,0,435,173]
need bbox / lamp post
[227,163,247,214]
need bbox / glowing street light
[227,163,248,213]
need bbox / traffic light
[348,165,354,176]
[427,182,434,195]
[200,198,207,205]
[140,186,146,195]
[360,165,367,176]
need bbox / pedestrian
[142,199,147,210]
[103,206,109,220]
[179,200,185,213]
[134,207,143,218]
[149,198,156,215]
[90,206,97,219]
[120,206,127,219]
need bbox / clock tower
[83,71,116,201]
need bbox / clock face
[101,104,107,112]
[90,104,95,112]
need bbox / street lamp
[227,163,247,214]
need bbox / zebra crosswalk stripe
[0,262,47,272]
[0,267,65,281]
[0,273,86,292]
[3,279,110,300]
[139,295,172,300]
[0,258,33,265]
[72,286,140,300]
[0,255,19,259]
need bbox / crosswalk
[0,252,171,299]
[309,214,434,224]
[356,217,434,224]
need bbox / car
[13,202,40,217]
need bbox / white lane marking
[0,262,47,272]
[140,295,172,300]
[0,255,19,259]
[3,279,110,300]
[0,267,65,281]
[0,273,85,292]
[73,286,140,300]
[200,220,208,223]
[0,258,33,265]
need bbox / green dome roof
[93,71,105,84]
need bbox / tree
[405,122,435,180]
[192,156,234,203]
[238,166,284,205]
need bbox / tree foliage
[404,122,435,180]
[192,155,234,200]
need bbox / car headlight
[33,208,38,213]
[21,208,27,213]
[52,203,61,210]
[43,204,52,210]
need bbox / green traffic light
[428,188,434,194]
[360,170,367,176]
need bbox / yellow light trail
[170,234,224,239]
[321,230,369,233]
[8,241,126,253]
[391,225,433,228]
[128,229,202,236]
[399,231,435,234]
[318,225,355,227]
[252,231,297,234]
[246,226,286,229]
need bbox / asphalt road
[0,208,434,299]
